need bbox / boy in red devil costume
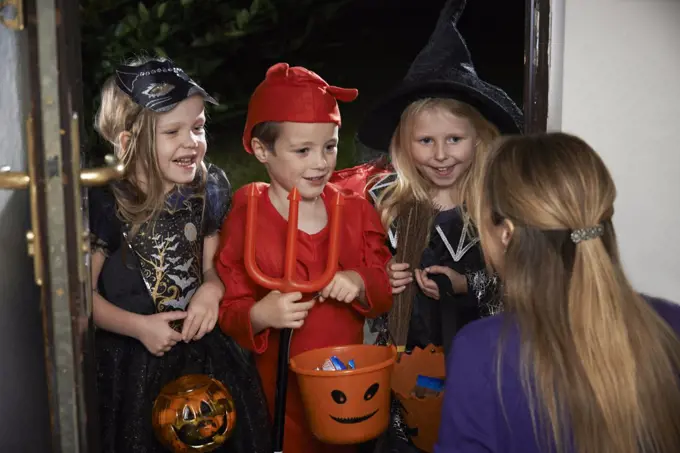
[216,63,393,453]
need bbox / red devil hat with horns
[242,62,358,153]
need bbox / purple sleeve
[204,163,232,236]
[434,330,498,453]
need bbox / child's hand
[182,284,221,342]
[387,259,413,295]
[415,265,467,300]
[137,311,187,357]
[319,270,365,303]
[414,269,441,300]
[251,290,315,331]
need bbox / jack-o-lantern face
[152,374,237,453]
[328,382,381,424]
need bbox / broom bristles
[388,199,436,347]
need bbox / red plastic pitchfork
[244,184,344,453]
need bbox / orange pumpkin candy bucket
[289,344,397,444]
[151,374,236,453]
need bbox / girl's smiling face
[408,106,478,190]
[155,95,207,191]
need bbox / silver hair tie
[570,225,604,244]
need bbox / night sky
[299,0,524,118]
[220,0,524,137]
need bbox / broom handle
[273,327,293,452]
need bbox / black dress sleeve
[459,216,502,315]
[464,266,502,315]
[88,186,122,256]
[203,163,232,237]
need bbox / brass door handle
[0,114,125,287]
[80,154,124,187]
[76,154,124,279]
[0,116,43,285]
[69,115,124,284]
[0,166,30,190]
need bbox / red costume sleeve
[345,197,393,318]
[216,187,270,354]
[329,159,392,197]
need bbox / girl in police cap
[89,56,271,453]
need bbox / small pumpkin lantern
[392,344,446,453]
[152,374,236,453]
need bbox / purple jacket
[434,296,680,453]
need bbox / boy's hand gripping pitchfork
[244,184,345,453]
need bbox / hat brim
[150,86,218,113]
[189,85,218,106]
[357,76,523,152]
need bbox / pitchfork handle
[272,327,293,451]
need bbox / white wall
[547,0,680,302]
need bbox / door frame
[25,0,95,451]
[524,0,551,133]
[0,1,120,450]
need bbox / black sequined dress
[89,164,271,453]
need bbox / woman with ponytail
[434,132,680,453]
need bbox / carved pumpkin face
[327,381,382,424]
[152,374,236,453]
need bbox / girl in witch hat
[331,0,522,451]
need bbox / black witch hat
[357,0,523,152]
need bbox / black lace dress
[361,172,500,453]
[90,164,271,453]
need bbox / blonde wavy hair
[95,56,207,232]
[474,133,680,453]
[375,98,499,230]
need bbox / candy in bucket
[411,374,445,399]
[316,356,357,371]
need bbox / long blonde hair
[95,56,206,232]
[475,133,680,453]
[375,98,498,230]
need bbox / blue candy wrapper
[318,356,358,371]
[416,375,445,392]
[321,359,336,371]
[330,356,347,370]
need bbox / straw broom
[388,199,436,350]
[371,200,435,453]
